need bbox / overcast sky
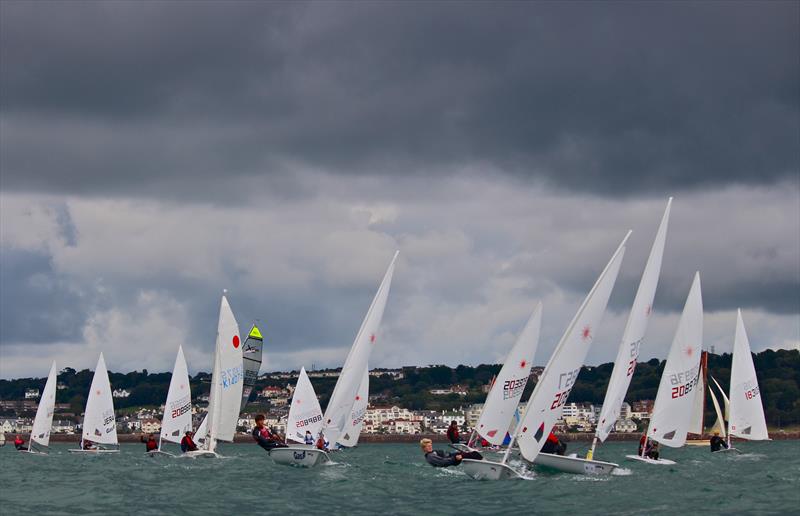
[1,1,798,379]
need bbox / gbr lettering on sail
[670,366,699,399]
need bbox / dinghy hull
[147,450,176,457]
[67,448,120,454]
[460,459,523,480]
[181,450,220,459]
[269,446,330,467]
[533,452,618,475]
[624,454,676,465]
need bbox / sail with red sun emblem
[647,272,703,448]
[338,367,370,447]
[286,367,324,444]
[160,345,192,445]
[82,353,118,445]
[475,302,542,446]
[323,251,398,447]
[516,232,630,462]
[596,198,672,442]
[204,293,243,447]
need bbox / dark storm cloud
[0,248,87,343]
[1,1,797,198]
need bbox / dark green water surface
[0,441,797,515]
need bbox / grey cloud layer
[1,1,797,198]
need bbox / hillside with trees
[1,349,797,428]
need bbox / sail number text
[551,368,580,410]
[669,367,699,399]
[221,366,243,389]
[296,414,323,428]
[626,338,643,376]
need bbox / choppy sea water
[0,441,797,515]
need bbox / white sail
[710,375,731,422]
[30,361,58,448]
[476,302,542,446]
[596,199,671,442]
[728,310,768,440]
[647,272,703,448]
[204,293,244,448]
[339,367,370,447]
[82,353,118,445]
[323,251,399,446]
[687,371,706,435]
[286,367,324,444]
[517,232,629,462]
[160,346,192,444]
[708,385,727,438]
[241,324,264,411]
[194,414,208,445]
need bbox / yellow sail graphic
[248,325,263,340]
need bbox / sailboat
[149,346,192,457]
[23,361,58,455]
[321,251,398,449]
[188,292,244,458]
[241,324,264,411]
[580,198,672,470]
[718,310,769,451]
[337,367,369,448]
[625,272,703,465]
[69,353,119,453]
[515,232,629,475]
[459,302,542,480]
[269,367,330,467]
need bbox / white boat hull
[147,450,176,457]
[625,454,676,465]
[533,452,618,475]
[181,450,220,459]
[712,447,741,454]
[460,459,523,480]
[68,448,120,454]
[269,446,330,467]
[21,448,48,456]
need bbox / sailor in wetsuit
[141,433,158,452]
[420,438,483,467]
[13,435,27,451]
[446,421,460,444]
[710,431,728,452]
[304,430,314,445]
[252,414,288,451]
[181,431,198,452]
[540,431,567,455]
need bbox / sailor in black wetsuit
[252,414,288,451]
[420,438,482,467]
[710,431,728,452]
